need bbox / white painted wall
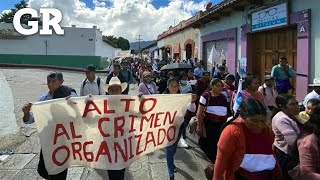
[0,24,113,58]
[200,11,244,61]
[291,0,320,80]
[95,30,115,59]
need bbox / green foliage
[0,0,40,24]
[103,35,130,50]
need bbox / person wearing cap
[80,64,105,96]
[302,78,320,108]
[214,65,227,80]
[100,76,127,180]
[138,71,158,95]
[106,64,127,94]
[258,75,278,111]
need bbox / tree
[103,35,130,50]
[0,0,40,24]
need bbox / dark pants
[181,116,192,139]
[108,169,126,180]
[227,102,232,117]
[199,120,224,163]
[274,147,296,180]
[37,150,68,180]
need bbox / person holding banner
[101,76,128,180]
[163,78,197,180]
[164,78,181,180]
[214,98,282,180]
[22,72,77,180]
[196,78,228,163]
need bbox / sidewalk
[0,71,19,137]
[0,68,211,180]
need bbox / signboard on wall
[251,3,288,32]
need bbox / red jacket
[214,118,282,180]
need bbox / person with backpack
[22,72,77,179]
[196,78,228,163]
[80,64,104,96]
[213,98,282,180]
[258,75,278,111]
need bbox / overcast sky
[1,0,222,41]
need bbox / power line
[136,34,143,57]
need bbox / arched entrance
[184,39,195,59]
[185,44,192,59]
[165,45,172,59]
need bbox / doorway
[186,44,192,59]
[251,27,297,93]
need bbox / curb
[0,64,108,73]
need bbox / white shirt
[258,84,277,107]
[80,76,105,96]
[303,90,320,107]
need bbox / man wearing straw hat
[100,76,128,180]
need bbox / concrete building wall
[291,0,320,80]
[95,30,115,59]
[0,24,97,56]
[199,11,244,62]
[162,28,200,59]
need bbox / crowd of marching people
[21,56,320,180]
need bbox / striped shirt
[199,92,228,122]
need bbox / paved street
[0,68,210,180]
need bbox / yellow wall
[162,28,200,59]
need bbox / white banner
[31,95,191,175]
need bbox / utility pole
[136,34,143,58]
